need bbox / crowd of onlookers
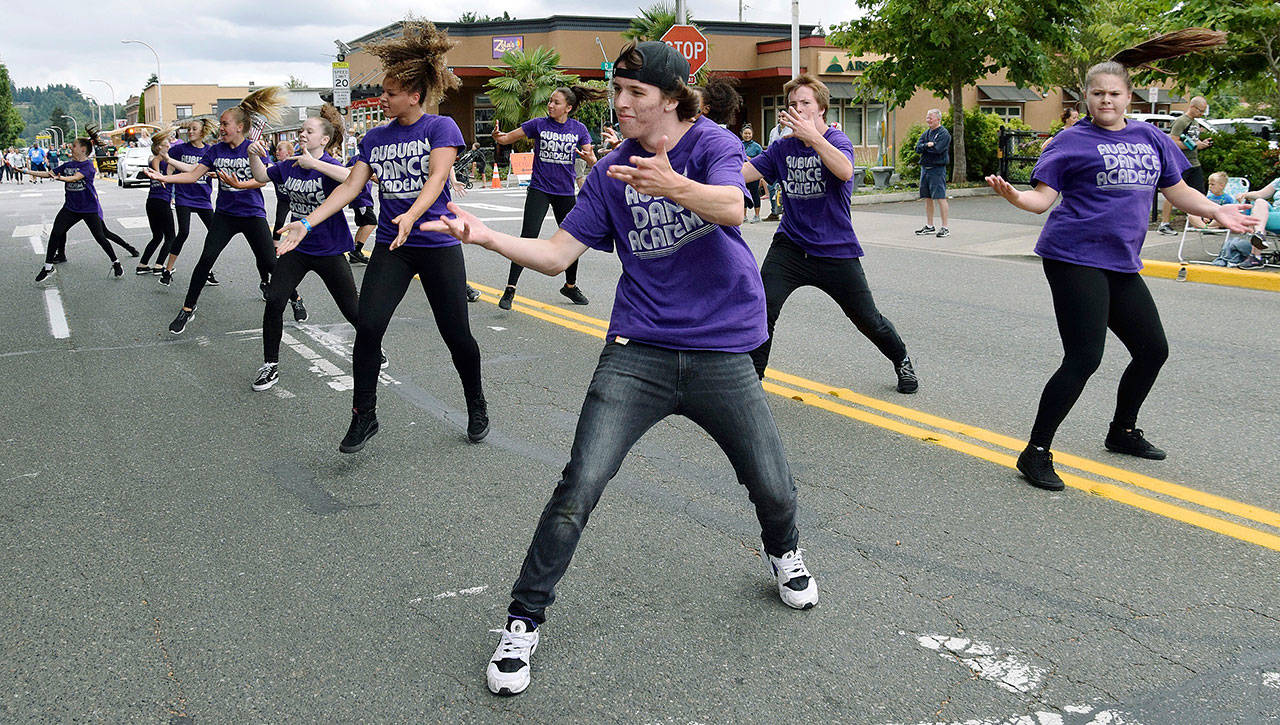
[2,144,75,183]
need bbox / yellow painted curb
[1141,259,1280,292]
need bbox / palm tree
[485,46,578,139]
[624,3,685,42]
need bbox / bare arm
[741,159,764,184]
[1162,181,1260,234]
[163,155,197,173]
[420,203,589,275]
[147,163,211,185]
[985,176,1059,214]
[247,148,272,185]
[274,162,372,254]
[607,136,743,227]
[492,125,527,146]
[1239,183,1276,202]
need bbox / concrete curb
[849,186,995,206]
[1141,259,1280,293]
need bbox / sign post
[332,61,351,109]
[660,25,709,83]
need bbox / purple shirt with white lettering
[357,113,464,248]
[200,140,264,218]
[56,160,100,215]
[266,153,354,256]
[560,116,765,352]
[521,116,592,197]
[750,126,861,257]
[1031,118,1188,273]
[168,142,214,210]
[148,155,174,203]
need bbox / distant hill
[11,83,125,141]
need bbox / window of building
[474,95,496,151]
[175,105,193,119]
[979,105,1022,120]
[762,95,785,143]
[865,104,885,149]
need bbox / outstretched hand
[576,145,598,166]
[418,202,495,247]
[389,212,419,249]
[217,170,249,189]
[247,140,269,158]
[985,174,1021,204]
[607,135,680,197]
[1214,203,1265,235]
[275,221,307,255]
[295,146,319,169]
[600,126,621,149]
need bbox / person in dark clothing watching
[915,108,952,238]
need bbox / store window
[865,104,885,149]
[474,94,496,151]
[980,105,1022,120]
[175,105,192,119]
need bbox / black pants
[746,179,763,211]
[263,251,359,363]
[507,187,578,287]
[750,237,907,378]
[1028,258,1169,448]
[164,205,214,260]
[45,208,118,264]
[182,213,278,309]
[353,243,482,413]
[141,198,175,265]
[271,199,290,242]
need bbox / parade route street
[2,179,1278,723]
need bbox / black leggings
[182,213,279,309]
[507,187,578,287]
[141,198,175,265]
[353,243,483,413]
[45,208,118,264]
[271,198,290,242]
[746,179,763,211]
[1028,258,1169,448]
[750,237,907,378]
[263,251,359,363]
[164,205,214,260]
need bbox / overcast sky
[2,0,838,104]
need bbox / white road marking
[273,388,296,399]
[20,192,40,198]
[475,216,524,222]
[488,326,506,331]
[1264,671,1280,689]
[909,632,1046,694]
[14,223,50,237]
[455,201,522,212]
[432,585,488,600]
[29,236,43,254]
[42,289,70,339]
[3,472,39,483]
[115,216,149,229]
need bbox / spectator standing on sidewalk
[1157,96,1211,235]
[915,109,951,238]
[764,120,786,220]
[742,125,764,223]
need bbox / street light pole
[84,93,102,129]
[790,0,800,79]
[595,37,615,129]
[91,79,118,128]
[62,115,79,138]
[122,40,162,126]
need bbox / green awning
[977,85,1041,102]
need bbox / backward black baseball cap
[613,41,689,92]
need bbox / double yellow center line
[467,280,1280,553]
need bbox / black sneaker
[159,269,173,287]
[467,396,490,443]
[168,308,196,335]
[348,249,369,264]
[559,284,589,305]
[380,351,389,369]
[290,298,308,322]
[252,363,279,391]
[52,254,68,264]
[206,272,220,286]
[1104,426,1166,460]
[466,285,481,303]
[134,265,150,275]
[498,287,515,310]
[1016,445,1064,491]
[122,243,140,257]
[894,356,919,394]
[339,408,379,453]
[151,265,164,275]
[914,225,935,236]
[111,261,124,278]
[259,280,269,301]
[935,227,950,238]
[35,266,55,283]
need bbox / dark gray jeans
[509,340,801,623]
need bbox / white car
[117,146,152,188]
[1201,118,1277,150]
[1125,113,1175,132]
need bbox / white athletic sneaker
[766,548,819,609]
[486,619,539,695]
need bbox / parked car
[1202,118,1276,150]
[1125,113,1175,132]
[116,146,151,188]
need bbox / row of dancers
[22,22,1259,697]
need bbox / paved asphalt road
[2,176,1278,724]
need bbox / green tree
[48,105,69,136]
[285,75,307,90]
[624,3,687,42]
[1043,0,1169,107]
[0,63,25,145]
[829,0,1087,183]
[1148,2,1280,112]
[485,46,577,141]
[458,11,514,23]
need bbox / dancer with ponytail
[156,119,217,287]
[985,30,1258,490]
[146,86,303,334]
[138,130,176,275]
[491,83,602,309]
[28,127,135,281]
[276,19,487,451]
[245,105,363,391]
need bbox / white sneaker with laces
[766,548,819,609]
[487,619,539,695]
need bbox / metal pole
[62,115,78,138]
[85,93,102,129]
[676,0,687,24]
[790,0,800,78]
[595,37,615,129]
[91,79,118,128]
[123,40,162,126]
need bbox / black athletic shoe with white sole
[1016,445,1064,490]
[206,272,220,286]
[159,269,173,286]
[487,618,539,696]
[111,261,124,278]
[914,225,935,236]
[168,308,196,335]
[766,548,818,609]
[35,267,55,283]
[466,285,481,303]
[290,298,308,322]
[339,409,379,453]
[259,281,269,301]
[252,363,279,391]
[894,356,919,394]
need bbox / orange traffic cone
[490,166,501,189]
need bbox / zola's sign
[492,35,524,59]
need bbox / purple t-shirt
[56,160,100,215]
[357,113,464,248]
[520,116,592,197]
[346,156,375,209]
[1031,118,1188,273]
[750,127,861,258]
[147,156,174,203]
[200,140,265,218]
[168,142,213,210]
[559,116,766,352]
[266,154,355,257]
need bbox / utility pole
[791,0,800,78]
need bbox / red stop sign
[660,24,708,80]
